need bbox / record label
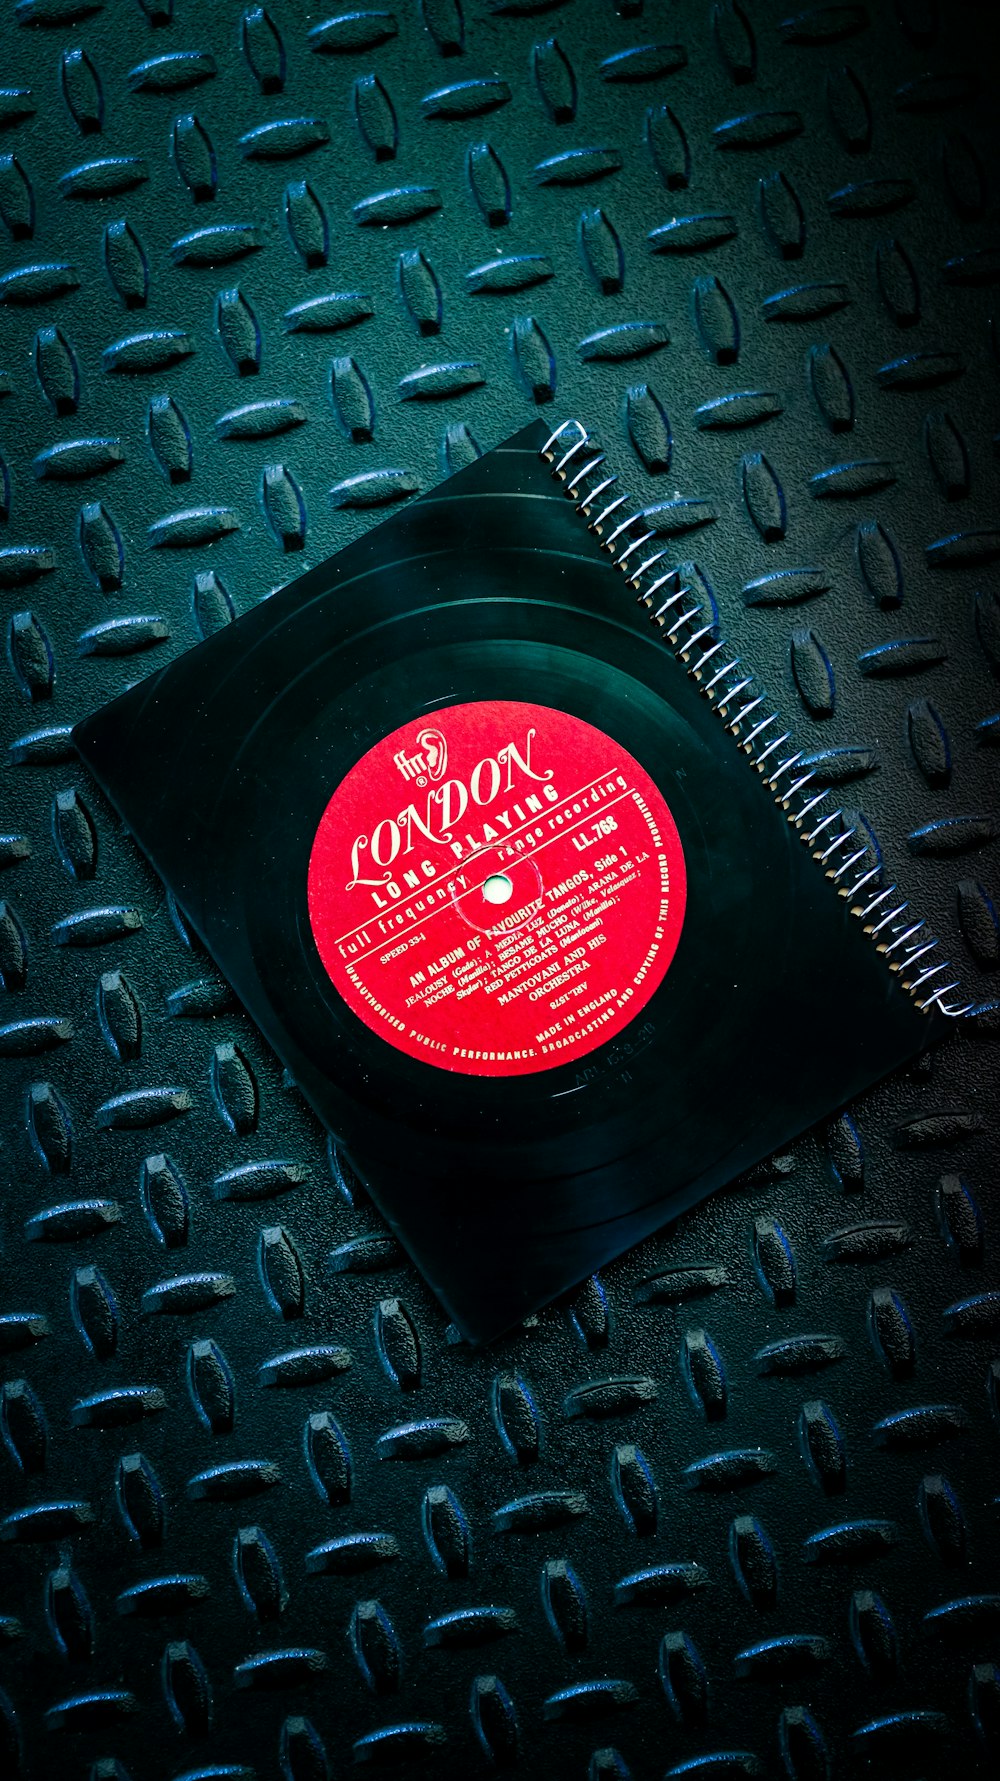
[307,700,686,1076]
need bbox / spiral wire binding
[540,417,973,1019]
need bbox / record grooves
[73,418,960,1341]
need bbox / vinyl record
[74,419,938,1340]
[209,595,768,1199]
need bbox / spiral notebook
[73,419,963,1342]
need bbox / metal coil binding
[540,417,972,1018]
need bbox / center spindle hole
[482,872,513,906]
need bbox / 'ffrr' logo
[392,726,448,785]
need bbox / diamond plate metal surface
[1,1,999,1777]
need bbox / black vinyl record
[74,419,937,1341]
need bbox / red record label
[307,700,686,1077]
